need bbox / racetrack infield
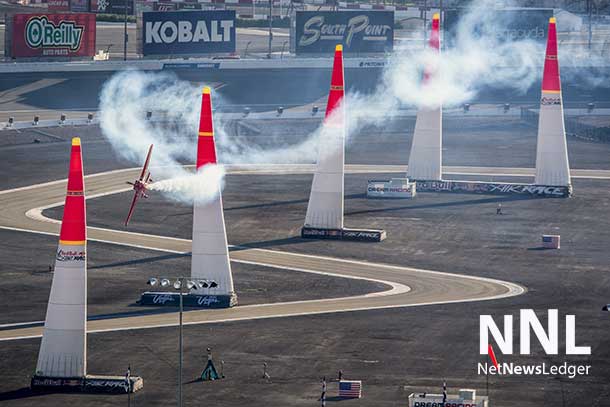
[1,115,610,405]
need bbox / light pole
[146,277,218,407]
[123,0,129,61]
[267,0,273,58]
[422,0,428,47]
[244,40,252,57]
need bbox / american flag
[339,380,361,398]
[542,235,560,249]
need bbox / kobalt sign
[146,20,233,44]
[295,11,393,54]
[142,11,235,56]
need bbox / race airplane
[124,144,153,226]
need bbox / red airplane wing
[124,191,141,226]
[125,144,154,226]
[138,144,154,181]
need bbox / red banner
[11,13,96,58]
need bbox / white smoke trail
[334,0,549,143]
[148,165,225,203]
[98,0,605,204]
[214,113,322,164]
[371,0,545,111]
[98,70,220,204]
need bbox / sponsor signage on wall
[295,11,393,54]
[415,180,571,197]
[134,0,155,15]
[48,0,70,12]
[11,13,96,58]
[95,0,134,15]
[139,292,233,308]
[177,2,202,10]
[70,0,91,12]
[142,10,235,56]
[153,2,177,11]
[443,8,553,45]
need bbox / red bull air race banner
[415,180,571,197]
[10,13,96,58]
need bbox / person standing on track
[319,376,327,406]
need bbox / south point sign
[295,11,394,54]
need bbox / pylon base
[138,291,237,308]
[31,375,143,394]
[301,227,386,242]
[413,179,572,197]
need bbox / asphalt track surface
[5,163,592,341]
[1,163,610,341]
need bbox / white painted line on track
[2,163,609,197]
[0,220,524,342]
[0,320,45,328]
[0,281,524,342]
[0,164,547,341]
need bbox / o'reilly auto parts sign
[295,11,393,54]
[142,10,235,56]
[10,13,96,58]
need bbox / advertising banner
[48,0,70,12]
[153,2,177,11]
[11,13,96,58]
[367,178,416,198]
[70,0,90,12]
[444,8,553,46]
[139,292,235,308]
[135,0,155,15]
[178,2,202,10]
[295,11,393,54]
[414,180,571,197]
[95,0,134,15]
[142,10,235,56]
